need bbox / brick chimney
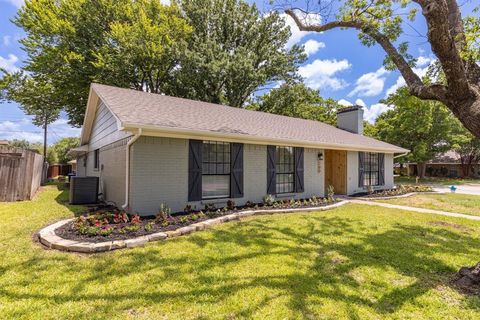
[337,105,364,135]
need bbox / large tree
[1,72,62,158]
[249,82,338,125]
[12,0,304,126]
[13,0,192,126]
[172,0,305,107]
[52,137,80,164]
[374,87,458,178]
[284,1,480,137]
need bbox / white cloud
[355,99,366,107]
[0,117,80,145]
[281,12,321,48]
[348,67,389,97]
[299,59,351,91]
[338,99,353,107]
[385,58,433,97]
[2,36,11,47]
[0,120,43,143]
[4,0,23,7]
[416,56,432,67]
[0,54,19,73]
[303,39,325,56]
[364,103,391,123]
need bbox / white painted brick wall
[129,136,325,215]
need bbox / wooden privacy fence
[0,146,45,202]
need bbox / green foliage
[14,0,191,126]
[51,137,80,164]
[172,0,305,108]
[249,82,337,125]
[375,87,459,164]
[14,0,304,125]
[463,7,480,62]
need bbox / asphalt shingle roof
[91,83,408,153]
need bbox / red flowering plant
[131,214,141,225]
[113,211,129,224]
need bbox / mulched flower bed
[350,184,433,198]
[56,196,338,243]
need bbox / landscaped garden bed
[55,195,339,243]
[350,184,434,199]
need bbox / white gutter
[122,128,142,210]
[394,152,409,159]
[121,122,409,154]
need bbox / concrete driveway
[433,184,480,195]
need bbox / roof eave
[121,122,409,154]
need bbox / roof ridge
[91,83,342,131]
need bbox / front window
[202,141,230,199]
[276,146,295,193]
[363,152,379,186]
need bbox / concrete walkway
[349,199,480,221]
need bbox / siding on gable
[89,102,131,151]
[129,136,325,215]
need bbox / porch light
[317,152,323,161]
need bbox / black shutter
[266,145,276,195]
[230,143,244,198]
[378,153,385,185]
[358,152,365,188]
[188,140,203,201]
[294,147,304,193]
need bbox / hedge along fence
[0,145,45,201]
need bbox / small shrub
[156,204,171,223]
[190,213,199,221]
[99,227,113,237]
[263,194,275,206]
[204,203,217,212]
[113,212,129,224]
[145,222,154,232]
[226,200,235,210]
[123,225,140,233]
[131,214,141,225]
[86,226,100,236]
[184,205,194,214]
[179,216,189,224]
[327,185,335,201]
[245,201,255,208]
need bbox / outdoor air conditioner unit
[69,176,99,204]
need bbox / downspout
[122,128,142,210]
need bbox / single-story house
[403,151,480,178]
[70,83,408,215]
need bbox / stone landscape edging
[349,191,438,201]
[38,200,350,253]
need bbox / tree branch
[285,9,448,102]
[412,0,472,98]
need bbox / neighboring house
[404,151,480,178]
[70,83,408,215]
[47,163,73,178]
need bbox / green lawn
[377,193,480,217]
[394,176,480,186]
[1,185,480,319]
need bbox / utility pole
[43,114,47,158]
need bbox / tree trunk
[445,94,480,138]
[460,163,471,178]
[417,162,427,179]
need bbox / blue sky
[0,0,478,144]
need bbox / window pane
[202,175,230,199]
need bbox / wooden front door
[324,150,347,194]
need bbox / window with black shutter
[201,141,230,199]
[362,152,382,186]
